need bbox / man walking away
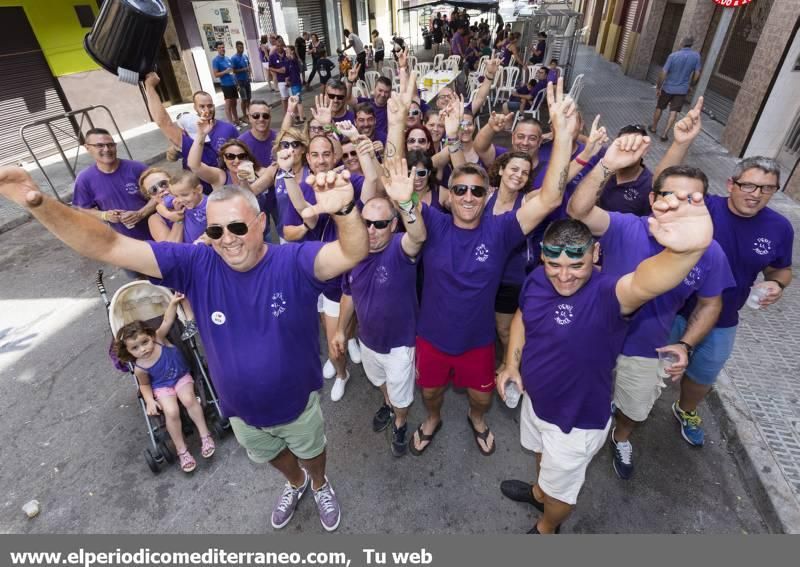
[650,37,701,142]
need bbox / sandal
[660,134,669,142]
[177,448,196,473]
[200,435,215,459]
[408,421,443,456]
[467,416,496,456]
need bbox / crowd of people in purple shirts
[0,43,793,536]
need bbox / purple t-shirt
[181,121,239,194]
[598,167,653,216]
[72,159,151,240]
[150,241,326,427]
[342,234,418,353]
[357,96,388,140]
[680,195,794,328]
[520,268,628,432]
[601,212,735,358]
[285,58,302,86]
[182,195,208,243]
[417,205,526,354]
[484,190,528,285]
[269,51,287,81]
[239,129,278,214]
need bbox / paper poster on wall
[192,0,248,83]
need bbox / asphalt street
[0,210,768,534]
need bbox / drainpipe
[691,7,734,108]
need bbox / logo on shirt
[623,187,639,202]
[124,182,139,195]
[474,243,490,263]
[270,292,287,317]
[375,265,389,285]
[753,237,772,256]
[554,303,574,326]
[683,265,702,287]
[191,207,207,224]
[211,311,226,325]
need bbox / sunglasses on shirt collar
[451,184,487,198]
[540,239,594,259]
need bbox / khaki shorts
[230,391,326,463]
[613,354,665,422]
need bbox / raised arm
[355,136,380,201]
[433,97,465,170]
[473,111,509,164]
[381,157,427,258]
[156,293,184,339]
[469,57,501,115]
[282,96,300,131]
[385,69,418,162]
[564,114,608,183]
[653,97,703,180]
[616,191,712,315]
[0,167,161,277]
[187,120,227,187]
[143,73,183,147]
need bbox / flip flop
[408,421,443,456]
[660,135,669,142]
[467,416,496,456]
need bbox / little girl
[114,293,214,473]
[284,47,305,124]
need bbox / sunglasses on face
[250,113,271,120]
[733,180,779,195]
[460,120,473,128]
[451,184,487,198]
[87,142,116,149]
[541,240,593,259]
[224,152,248,161]
[343,150,359,159]
[407,137,427,145]
[408,109,421,117]
[310,125,325,133]
[412,168,430,177]
[280,140,303,149]
[205,217,259,240]
[147,179,170,195]
[364,219,393,229]
[326,93,346,101]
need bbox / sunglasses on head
[280,140,303,149]
[326,93,346,101]
[364,219,393,229]
[540,240,593,259]
[147,179,170,195]
[205,217,259,240]
[408,109,421,117]
[250,112,271,120]
[451,184,487,198]
[224,152,248,161]
[411,168,429,177]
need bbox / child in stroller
[114,292,215,473]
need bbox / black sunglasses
[147,179,170,195]
[364,219,393,229]
[250,112,271,120]
[280,140,303,149]
[451,184,487,198]
[407,137,428,145]
[408,109,421,117]
[326,93,346,101]
[205,217,259,240]
[343,150,359,158]
[224,152,248,161]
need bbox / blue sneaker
[672,402,705,447]
[610,428,634,480]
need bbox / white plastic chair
[416,62,432,76]
[408,55,418,70]
[527,64,543,83]
[365,70,380,92]
[446,55,462,69]
[568,73,585,105]
[432,54,444,70]
[352,84,369,99]
[355,79,369,96]
[492,66,520,107]
[512,89,546,131]
[445,59,461,73]
[469,58,488,83]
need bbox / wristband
[303,221,313,230]
[277,170,295,180]
[766,279,786,290]
[598,159,615,177]
[447,141,463,153]
[575,156,590,167]
[335,200,356,216]
[676,341,694,358]
[101,212,108,222]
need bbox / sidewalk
[570,45,800,533]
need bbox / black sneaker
[500,480,544,513]
[610,428,634,480]
[527,523,561,534]
[372,404,393,432]
[391,422,408,457]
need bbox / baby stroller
[96,270,228,474]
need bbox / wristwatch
[676,341,694,358]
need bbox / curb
[708,369,800,534]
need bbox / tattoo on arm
[386,142,396,158]
[558,166,569,195]
[513,348,521,363]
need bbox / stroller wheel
[212,419,228,438]
[144,448,160,474]
[158,440,175,464]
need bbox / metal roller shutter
[0,7,73,166]
[296,0,330,54]
[615,0,639,66]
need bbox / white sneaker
[331,372,350,402]
[347,338,362,364]
[323,359,335,380]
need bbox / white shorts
[277,81,289,99]
[360,343,416,408]
[520,393,610,505]
[613,354,665,422]
[317,293,340,317]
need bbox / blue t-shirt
[662,48,701,95]
[138,343,191,389]
[600,212,735,358]
[342,235,418,353]
[520,268,627,433]
[150,241,326,427]
[230,53,250,82]
[417,205,526,354]
[212,55,237,87]
[680,195,794,328]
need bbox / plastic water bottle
[657,351,680,380]
[504,381,521,409]
[746,285,768,309]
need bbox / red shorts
[415,336,496,393]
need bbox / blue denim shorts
[669,315,737,386]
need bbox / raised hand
[169,292,186,305]
[143,72,161,89]
[302,169,355,219]
[380,157,415,203]
[287,95,299,116]
[0,167,44,208]
[348,63,362,83]
[195,117,213,138]
[648,191,712,254]
[311,94,333,125]
[484,57,501,79]
[336,120,359,141]
[443,96,466,138]
[487,111,512,133]
[546,77,579,141]
[397,47,409,70]
[372,140,385,155]
[674,96,703,146]
[355,137,375,159]
[584,115,609,156]
[398,68,418,108]
[602,133,651,171]
[276,149,294,172]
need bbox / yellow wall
[0,0,101,76]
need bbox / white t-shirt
[349,33,364,54]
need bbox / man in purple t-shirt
[409,79,578,458]
[568,142,735,479]
[334,161,427,457]
[348,76,392,141]
[498,192,714,534]
[596,124,654,217]
[72,128,154,241]
[0,168,369,534]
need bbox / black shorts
[494,283,522,315]
[657,91,686,111]
[374,49,384,63]
[221,84,239,100]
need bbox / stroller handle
[96,269,110,307]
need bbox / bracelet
[766,279,786,290]
[447,142,463,153]
[575,156,590,167]
[302,221,313,230]
[277,170,295,180]
[598,159,615,177]
[101,212,108,222]
[335,200,356,216]
[676,341,695,358]
[485,74,496,81]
